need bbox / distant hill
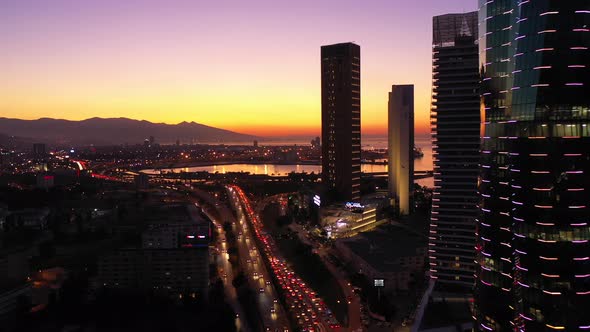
[0,117,257,146]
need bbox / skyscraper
[32,143,46,156]
[321,42,361,202]
[476,1,590,330]
[388,85,414,215]
[429,12,479,291]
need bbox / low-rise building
[335,228,426,292]
[320,196,389,238]
[0,249,30,284]
[31,267,67,309]
[36,173,55,189]
[7,208,50,231]
[98,248,209,299]
[0,206,8,232]
[0,283,31,319]
[0,243,33,319]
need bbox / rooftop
[337,227,426,273]
[143,204,208,226]
[418,300,473,331]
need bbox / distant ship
[414,145,424,159]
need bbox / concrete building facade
[388,85,414,215]
[321,42,361,202]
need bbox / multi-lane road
[228,185,342,332]
[226,188,291,331]
[190,187,289,331]
[257,194,364,332]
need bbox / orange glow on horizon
[0,0,461,140]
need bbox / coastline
[144,157,428,171]
[147,159,323,170]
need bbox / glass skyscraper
[476,1,590,330]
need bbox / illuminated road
[202,209,249,331]
[189,187,291,331]
[185,190,250,331]
[228,185,341,332]
[225,188,291,331]
[257,195,363,332]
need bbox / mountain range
[0,117,257,146]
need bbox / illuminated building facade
[321,42,361,202]
[429,12,480,290]
[388,84,414,215]
[475,1,590,330]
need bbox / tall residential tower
[429,12,480,291]
[475,1,590,330]
[388,84,414,215]
[321,43,361,202]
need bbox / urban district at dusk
[0,1,588,332]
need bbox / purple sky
[0,0,477,136]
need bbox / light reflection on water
[144,136,434,187]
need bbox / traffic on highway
[228,185,341,332]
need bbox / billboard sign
[313,195,321,207]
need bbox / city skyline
[0,0,476,137]
[2,1,588,331]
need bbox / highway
[257,194,364,332]
[190,187,289,331]
[228,185,341,332]
[223,188,291,331]
[200,204,250,332]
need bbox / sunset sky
[1,0,476,137]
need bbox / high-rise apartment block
[429,12,480,291]
[321,42,361,202]
[98,204,210,299]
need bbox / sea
[144,134,434,187]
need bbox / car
[270,308,275,313]
[259,288,265,293]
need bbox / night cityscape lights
[475,1,590,330]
